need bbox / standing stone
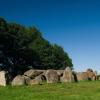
[61,67,74,82]
[0,71,6,86]
[45,69,59,83]
[11,75,25,86]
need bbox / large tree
[0,17,73,76]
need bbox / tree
[51,44,73,69]
[0,17,73,76]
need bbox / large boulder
[24,74,46,85]
[11,75,25,86]
[76,72,89,81]
[45,69,59,83]
[0,71,6,86]
[61,67,74,82]
[86,69,96,81]
[24,69,43,79]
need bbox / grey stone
[12,75,25,86]
[45,69,59,83]
[76,72,88,81]
[0,71,6,86]
[61,67,74,82]
[24,69,43,79]
[86,69,96,81]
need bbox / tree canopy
[0,17,73,76]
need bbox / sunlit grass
[0,81,100,100]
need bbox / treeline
[0,17,73,76]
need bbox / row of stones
[0,67,97,86]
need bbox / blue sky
[0,0,100,73]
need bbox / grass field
[0,81,100,100]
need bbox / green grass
[0,81,100,100]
